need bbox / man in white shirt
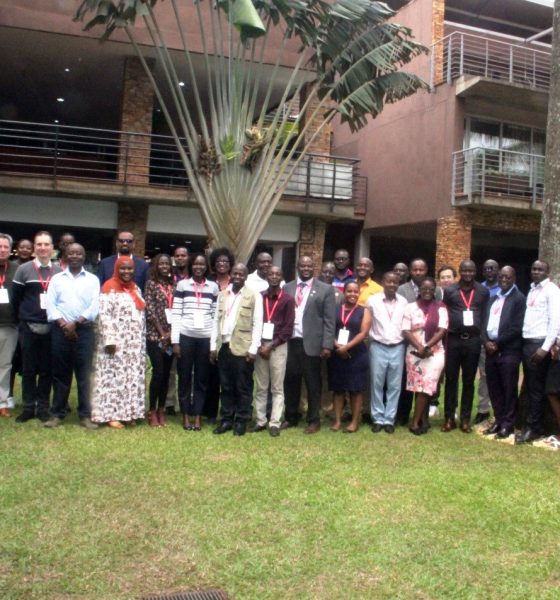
[518,260,560,444]
[246,252,273,293]
[210,263,263,436]
[367,271,408,433]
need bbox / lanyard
[528,283,546,307]
[158,283,173,308]
[218,275,230,292]
[492,296,506,315]
[265,291,283,322]
[225,291,240,316]
[459,289,474,310]
[0,262,7,288]
[341,303,358,328]
[193,279,206,305]
[384,297,397,321]
[33,262,53,293]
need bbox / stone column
[435,210,472,273]
[298,217,327,275]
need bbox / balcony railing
[431,31,551,91]
[0,120,364,211]
[452,147,544,208]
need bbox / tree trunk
[539,0,560,284]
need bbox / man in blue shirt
[45,244,100,429]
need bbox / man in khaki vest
[210,263,263,436]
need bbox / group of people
[1,231,560,447]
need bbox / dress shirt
[486,285,515,340]
[367,293,408,344]
[46,268,100,323]
[443,281,489,335]
[482,280,500,298]
[261,289,295,347]
[522,278,560,351]
[357,277,382,305]
[246,271,286,293]
[293,278,313,338]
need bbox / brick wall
[117,203,149,258]
[299,84,332,158]
[298,217,327,274]
[431,0,445,85]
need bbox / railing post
[305,156,311,210]
[485,39,489,78]
[451,153,457,206]
[459,33,464,76]
[123,133,130,184]
[330,159,337,212]
[533,52,537,88]
[53,124,59,179]
[509,46,514,83]
[446,37,452,83]
[481,150,486,203]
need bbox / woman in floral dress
[91,257,146,429]
[402,277,448,435]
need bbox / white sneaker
[429,406,439,418]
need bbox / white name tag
[463,310,474,327]
[337,328,350,345]
[39,292,47,310]
[0,288,9,304]
[193,311,205,329]
[165,308,173,324]
[262,322,275,340]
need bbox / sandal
[343,426,358,433]
[107,421,124,429]
[535,435,560,450]
[193,425,201,431]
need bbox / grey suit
[283,278,336,425]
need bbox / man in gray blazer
[283,256,336,433]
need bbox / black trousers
[486,351,520,430]
[284,338,321,425]
[20,322,52,416]
[51,324,95,419]
[444,334,481,421]
[218,344,254,423]
[177,335,210,416]
[522,340,550,432]
[146,339,174,412]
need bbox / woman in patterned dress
[91,257,146,429]
[402,277,448,435]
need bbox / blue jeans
[369,341,405,425]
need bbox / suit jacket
[481,286,526,355]
[97,255,150,292]
[284,278,336,356]
[398,281,443,303]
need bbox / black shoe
[396,416,409,427]
[384,424,395,434]
[515,428,541,445]
[474,412,490,424]
[280,420,298,430]
[15,411,35,423]
[165,406,177,416]
[269,426,280,437]
[37,412,50,423]
[371,423,383,433]
[497,426,514,439]
[213,421,233,435]
[483,422,499,436]
[250,424,267,433]
[233,422,246,437]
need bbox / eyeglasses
[117,239,134,244]
[216,258,230,264]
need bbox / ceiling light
[57,97,65,102]
[64,68,70,72]
[54,120,59,124]
[179,81,185,87]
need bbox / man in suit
[283,255,336,433]
[481,266,525,438]
[97,231,150,291]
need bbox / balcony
[431,31,551,113]
[452,147,544,210]
[0,120,365,219]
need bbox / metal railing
[451,147,544,208]
[431,31,551,91]
[0,120,364,209]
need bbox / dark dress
[328,304,368,392]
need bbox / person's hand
[209,350,217,364]
[320,348,331,360]
[485,341,498,355]
[335,346,350,359]
[105,344,117,356]
[551,344,560,361]
[530,348,548,365]
[172,343,181,359]
[246,352,256,363]
[258,345,272,360]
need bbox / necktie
[296,282,306,307]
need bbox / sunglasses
[118,239,134,244]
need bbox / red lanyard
[528,283,546,307]
[459,289,474,310]
[218,275,230,292]
[33,262,53,293]
[492,296,505,315]
[384,297,397,321]
[0,262,7,288]
[193,279,205,305]
[265,291,283,322]
[158,283,173,308]
[225,291,240,316]
[341,303,357,328]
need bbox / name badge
[0,288,9,304]
[165,308,173,324]
[262,322,275,340]
[39,292,47,310]
[193,311,205,329]
[337,328,350,345]
[463,310,474,327]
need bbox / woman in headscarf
[402,276,448,435]
[91,256,146,429]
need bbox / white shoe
[429,406,439,418]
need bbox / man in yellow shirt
[356,258,382,305]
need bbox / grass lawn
[1,392,560,600]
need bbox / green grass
[1,395,560,599]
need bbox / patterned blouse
[144,279,174,343]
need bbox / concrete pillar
[117,203,149,258]
[354,228,371,263]
[298,217,327,275]
[435,210,472,273]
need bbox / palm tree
[75,0,427,261]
